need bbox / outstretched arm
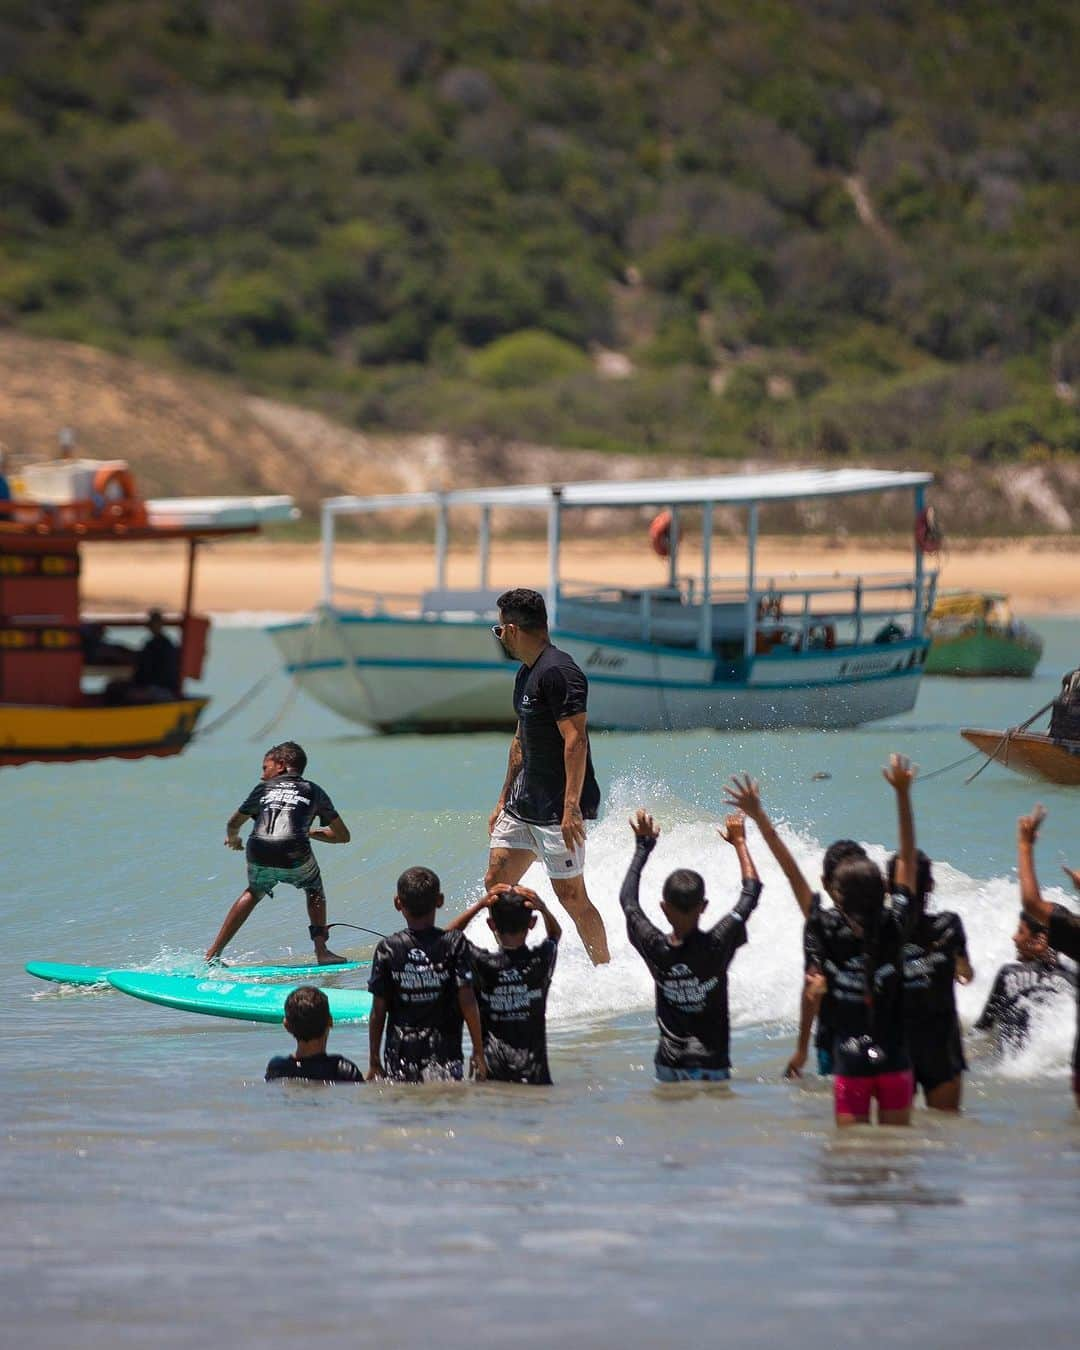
[724,775,813,915]
[718,811,763,922]
[883,752,917,894]
[621,810,660,917]
[1018,804,1053,928]
[557,712,589,851]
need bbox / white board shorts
[489,809,586,880]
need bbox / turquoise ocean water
[5,619,1079,1348]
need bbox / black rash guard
[1048,904,1080,1077]
[903,909,969,1029]
[467,938,558,1085]
[620,835,761,1072]
[974,957,1077,1055]
[265,1052,363,1083]
[238,774,339,868]
[504,644,600,826]
[367,927,472,1081]
[804,888,917,1077]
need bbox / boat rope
[249,619,319,742]
[917,749,982,783]
[192,671,276,740]
[964,697,1056,785]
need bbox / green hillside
[1,0,1078,464]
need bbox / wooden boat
[960,729,1080,785]
[925,591,1042,677]
[0,462,294,766]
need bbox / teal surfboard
[26,959,368,989]
[107,971,373,1025]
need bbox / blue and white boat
[268,469,937,733]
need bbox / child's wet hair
[886,848,933,902]
[283,986,330,1040]
[490,889,531,935]
[662,868,706,912]
[397,866,441,917]
[822,839,866,889]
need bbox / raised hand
[1062,865,1080,892]
[882,752,917,792]
[718,811,746,846]
[723,773,763,821]
[1018,803,1046,845]
[629,808,660,842]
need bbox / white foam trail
[488,775,1079,1080]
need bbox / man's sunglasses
[491,623,511,638]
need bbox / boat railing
[557,571,934,654]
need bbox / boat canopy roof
[323,468,932,515]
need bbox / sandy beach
[79,535,1079,616]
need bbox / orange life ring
[91,466,148,527]
[915,505,943,555]
[649,509,673,559]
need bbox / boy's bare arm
[723,775,813,915]
[718,811,759,885]
[1018,804,1053,928]
[367,996,388,1079]
[445,897,490,933]
[785,971,825,1079]
[310,815,350,844]
[458,987,488,1080]
[224,811,249,850]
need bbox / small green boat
[925,592,1043,678]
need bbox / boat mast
[478,505,491,588]
[698,501,713,653]
[320,501,336,606]
[547,486,563,628]
[913,483,925,638]
[743,502,759,659]
[435,492,449,590]
[181,535,198,684]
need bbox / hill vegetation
[1,0,1078,469]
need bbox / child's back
[368,924,471,1080]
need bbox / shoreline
[79,535,1079,617]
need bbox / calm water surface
[4,618,1079,1348]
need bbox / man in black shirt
[620,808,762,1081]
[1014,804,1080,1108]
[486,588,609,965]
[266,986,363,1084]
[975,912,1075,1054]
[133,608,180,696]
[447,884,560,1085]
[206,741,351,965]
[367,866,487,1083]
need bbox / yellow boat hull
[0,698,208,765]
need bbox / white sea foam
[485,774,1079,1080]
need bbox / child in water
[265,986,363,1083]
[367,866,487,1083]
[447,884,561,1085]
[620,808,762,1082]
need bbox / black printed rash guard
[367,927,472,1080]
[902,910,970,1035]
[620,836,761,1072]
[974,958,1077,1055]
[1048,904,1080,1077]
[804,887,917,1078]
[467,938,559,1085]
[238,774,339,868]
[504,644,601,826]
[265,1053,363,1083]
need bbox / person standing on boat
[486,588,610,965]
